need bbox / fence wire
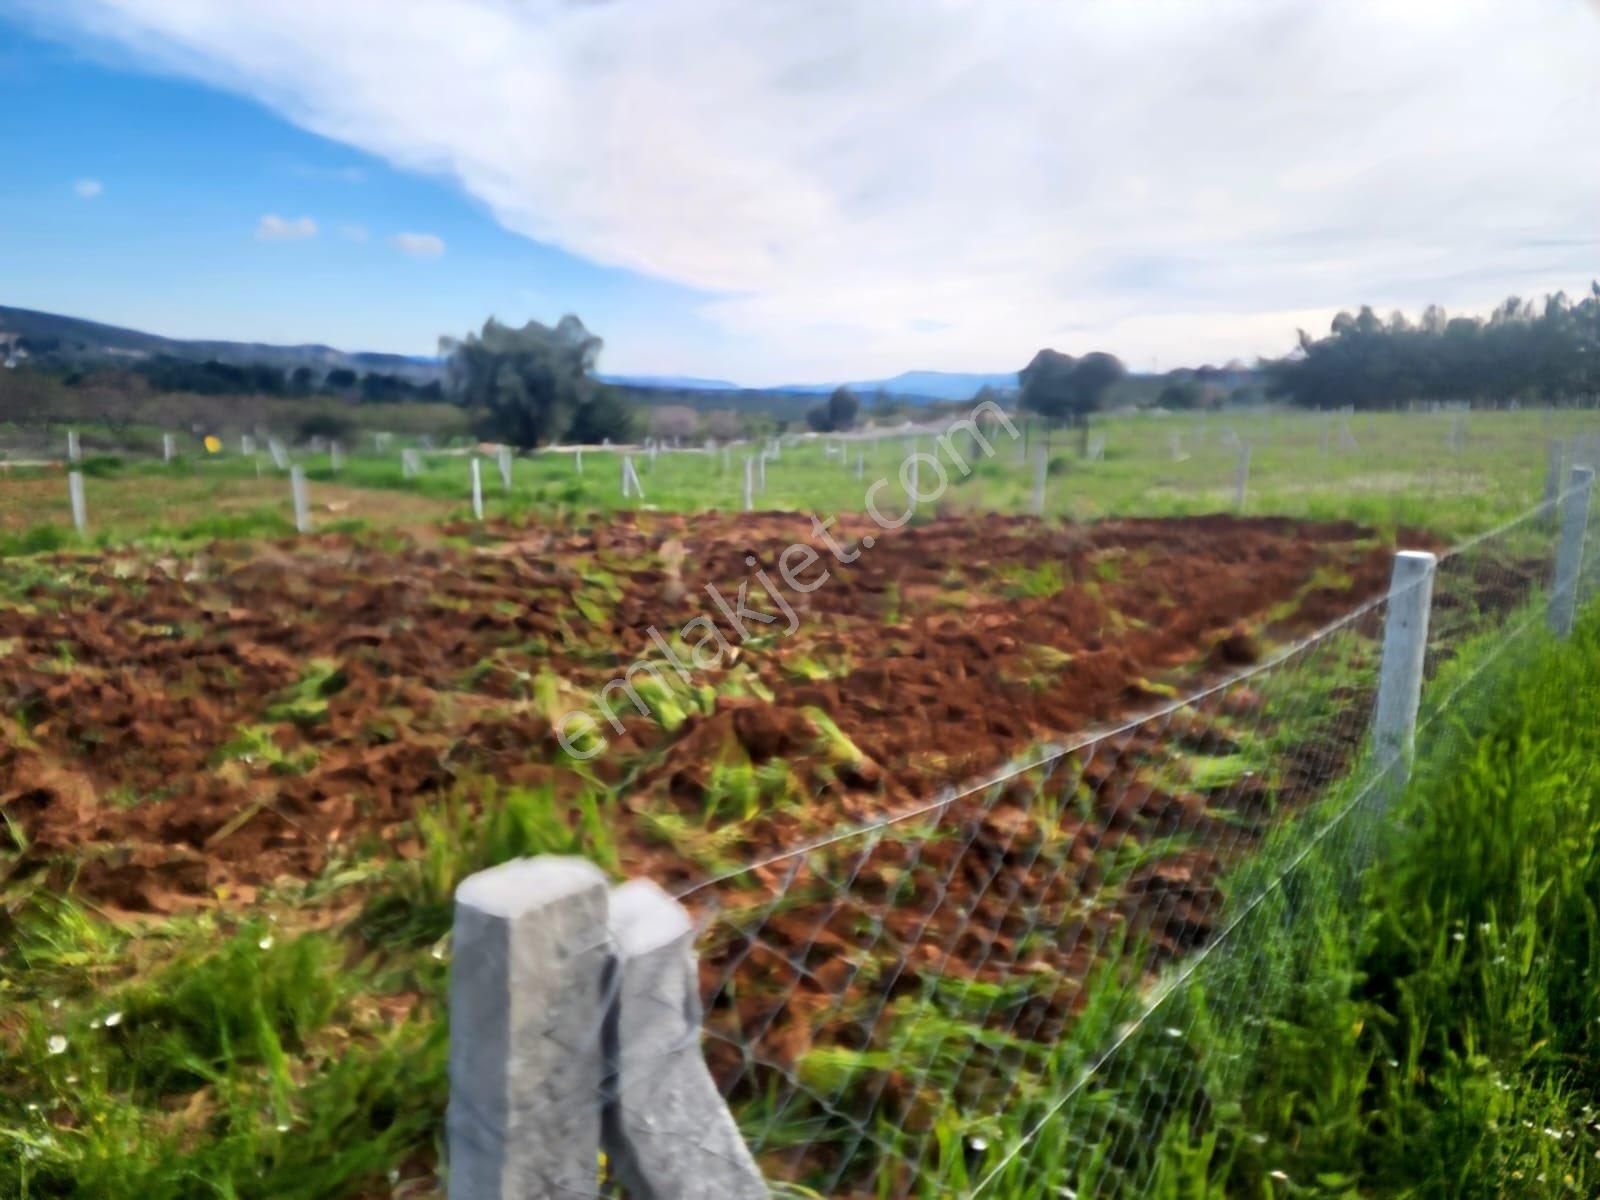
[682,590,1400,1197]
[664,480,1593,1199]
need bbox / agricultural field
[0,405,1594,1195]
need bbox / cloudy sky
[2,0,1597,383]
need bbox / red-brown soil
[0,512,1399,916]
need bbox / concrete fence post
[471,458,485,521]
[1548,464,1594,637]
[330,441,343,473]
[163,433,176,463]
[269,438,290,471]
[497,446,512,491]
[1373,550,1437,780]
[67,429,80,463]
[448,858,611,1200]
[576,446,584,475]
[756,453,767,495]
[68,471,87,535]
[290,466,311,534]
[241,434,256,457]
[601,881,767,1200]
[742,456,754,512]
[402,448,420,479]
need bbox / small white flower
[968,1135,989,1151]
[275,1122,290,1133]
[258,935,274,951]
[46,1036,67,1056]
[103,1011,122,1028]
[1269,1169,1289,1182]
[1164,1026,1182,1038]
[1451,930,1465,942]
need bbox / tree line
[1264,285,1600,409]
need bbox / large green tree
[441,315,610,448]
[1018,348,1126,453]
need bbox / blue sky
[0,14,724,375]
[2,1,1597,383]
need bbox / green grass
[2,408,1592,552]
[941,598,1600,1198]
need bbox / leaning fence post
[1548,464,1594,637]
[448,858,611,1200]
[1373,550,1437,780]
[602,881,767,1200]
[290,466,311,534]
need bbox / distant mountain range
[0,304,443,383]
[2,303,1015,402]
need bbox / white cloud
[390,231,444,259]
[339,223,369,242]
[21,0,1600,379]
[73,178,103,198]
[255,213,318,241]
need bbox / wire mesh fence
[667,482,1587,1198]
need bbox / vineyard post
[330,441,343,473]
[471,457,485,521]
[1549,464,1594,637]
[1233,443,1251,512]
[68,471,87,535]
[67,429,80,463]
[163,433,176,463]
[576,447,584,475]
[497,446,512,491]
[290,466,311,534]
[1373,549,1437,782]
[241,434,255,456]
[742,456,754,511]
[1031,446,1046,517]
[448,858,610,1200]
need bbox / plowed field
[1,511,1397,911]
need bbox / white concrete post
[1233,444,1251,512]
[855,450,865,481]
[448,858,611,1200]
[291,466,311,534]
[471,458,485,521]
[163,433,176,463]
[330,442,343,472]
[742,457,754,511]
[576,447,584,476]
[68,471,87,535]
[601,881,767,1200]
[1373,550,1437,778]
[269,438,290,471]
[241,434,256,456]
[1031,447,1046,517]
[497,447,512,491]
[1549,465,1594,637]
[756,453,767,495]
[402,448,421,479]
[67,429,81,463]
